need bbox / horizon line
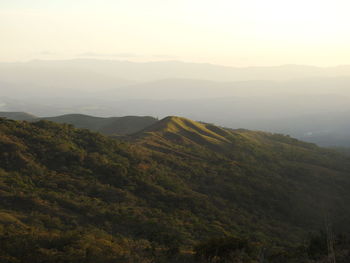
[0,58,350,69]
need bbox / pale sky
[1,0,349,66]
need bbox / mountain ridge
[0,112,157,135]
[0,111,37,121]
[2,59,350,84]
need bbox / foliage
[1,117,350,262]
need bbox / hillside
[41,114,157,135]
[132,117,350,243]
[0,111,37,121]
[0,112,157,135]
[134,116,324,155]
[1,117,350,262]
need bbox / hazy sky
[1,0,349,66]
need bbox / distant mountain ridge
[0,112,157,135]
[1,59,350,148]
[2,59,350,83]
[0,111,37,121]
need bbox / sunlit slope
[132,116,350,235]
[133,116,329,160]
[139,116,231,145]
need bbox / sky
[1,0,349,66]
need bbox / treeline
[1,230,350,262]
[194,233,350,263]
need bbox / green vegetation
[0,112,37,121]
[1,116,350,262]
[0,112,157,135]
[42,114,157,135]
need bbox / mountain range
[2,59,350,85]
[1,59,350,147]
[2,110,350,148]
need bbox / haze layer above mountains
[1,59,350,147]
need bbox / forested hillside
[41,114,157,135]
[0,112,37,121]
[1,117,350,262]
[0,112,157,135]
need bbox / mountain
[132,116,235,151]
[101,76,350,100]
[103,78,278,100]
[0,111,37,121]
[3,60,350,100]
[2,95,350,148]
[2,60,350,101]
[0,112,157,135]
[1,116,350,262]
[41,114,157,135]
[1,59,350,148]
[0,96,66,116]
[2,60,350,85]
[0,60,132,97]
[132,116,350,242]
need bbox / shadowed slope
[42,114,157,135]
[0,112,157,135]
[0,111,37,121]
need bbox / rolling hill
[0,111,37,121]
[0,112,157,135]
[41,114,157,135]
[1,116,350,262]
